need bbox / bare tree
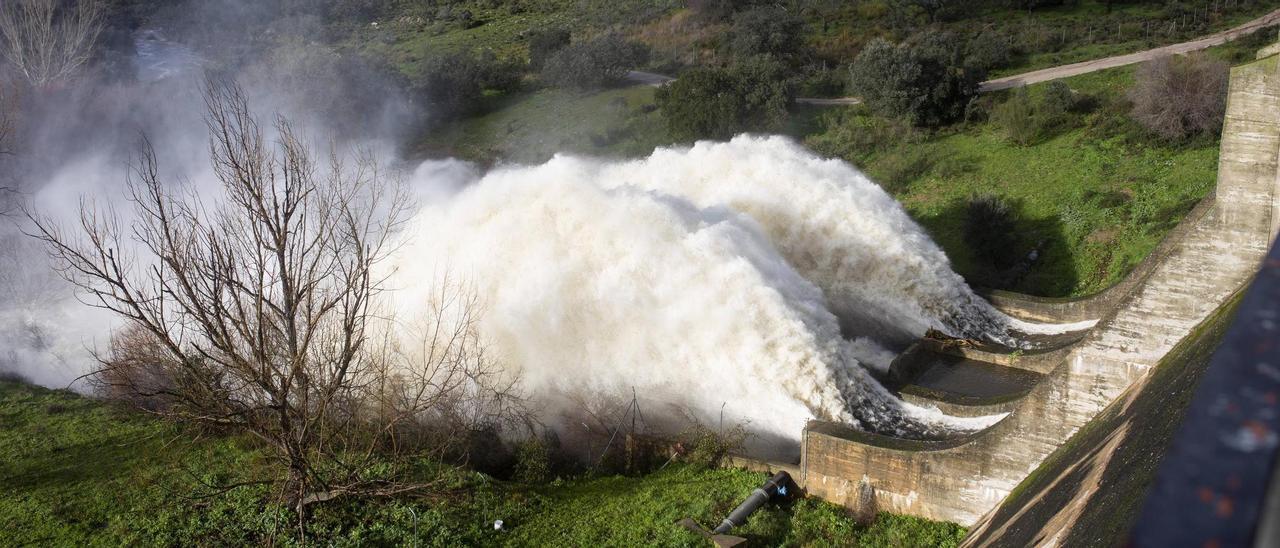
[0,83,11,156]
[27,80,524,511]
[1129,53,1229,140]
[0,77,18,210]
[0,0,104,87]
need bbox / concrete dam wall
[795,49,1280,526]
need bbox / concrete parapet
[983,193,1217,324]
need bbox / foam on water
[382,136,1067,442]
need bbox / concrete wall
[800,52,1280,526]
[984,194,1217,324]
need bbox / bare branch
[0,0,104,87]
[28,77,526,511]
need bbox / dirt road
[980,8,1280,91]
[626,8,1280,105]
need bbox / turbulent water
[382,136,1069,444]
[0,28,1081,449]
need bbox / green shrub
[874,146,937,192]
[993,88,1042,146]
[688,0,735,22]
[993,82,1087,146]
[805,110,921,164]
[850,33,983,128]
[654,56,792,140]
[966,31,1016,71]
[1040,81,1076,117]
[542,32,649,90]
[513,437,553,483]
[678,421,748,469]
[527,28,570,71]
[418,50,523,119]
[727,6,807,62]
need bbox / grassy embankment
[0,380,962,546]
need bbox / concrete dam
[790,45,1280,526]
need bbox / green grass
[0,380,963,546]
[805,65,1221,297]
[415,84,672,165]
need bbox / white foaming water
[383,136,1060,444]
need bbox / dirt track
[980,8,1280,91]
[627,8,1280,106]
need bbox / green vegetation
[415,85,669,164]
[0,380,964,546]
[541,33,649,90]
[655,58,793,140]
[413,23,1276,298]
[968,288,1245,547]
[850,32,983,128]
[806,65,1222,296]
[797,1,1277,82]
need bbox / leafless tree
[0,77,18,210]
[0,83,11,156]
[27,79,525,511]
[1129,53,1229,140]
[0,0,104,87]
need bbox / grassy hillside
[806,65,1221,297]
[0,380,963,546]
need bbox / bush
[419,50,523,119]
[1129,54,1228,140]
[688,0,735,22]
[514,437,553,483]
[964,195,1020,269]
[872,146,936,192]
[727,6,807,62]
[677,421,748,469]
[966,31,1016,71]
[527,27,570,71]
[94,324,180,412]
[805,110,922,166]
[992,89,1042,146]
[542,33,648,90]
[654,56,792,140]
[992,82,1087,146]
[1040,81,1076,116]
[850,33,983,128]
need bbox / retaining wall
[799,51,1280,525]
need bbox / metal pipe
[712,471,794,534]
